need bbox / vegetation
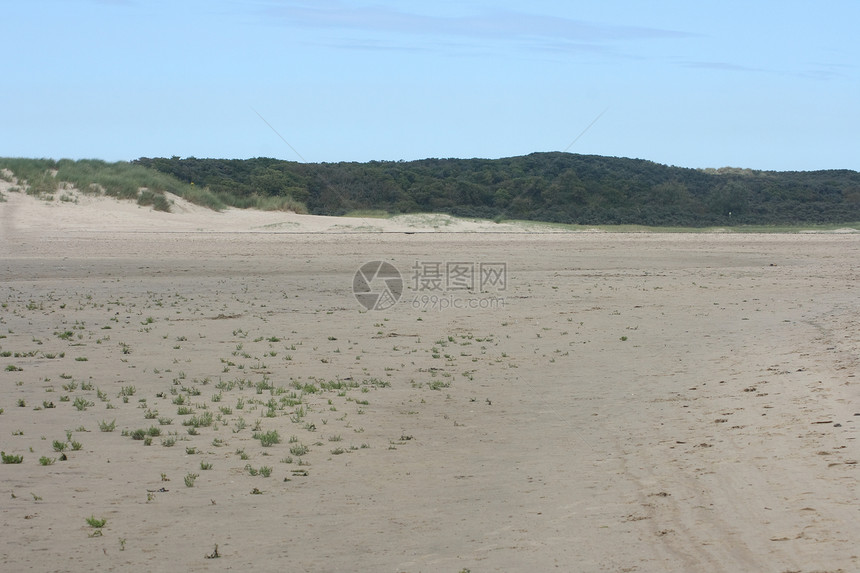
[135,153,860,226]
[0,158,182,211]
[98,419,116,432]
[3,153,858,225]
[1,451,23,464]
[254,429,280,447]
[85,515,107,528]
[0,157,303,213]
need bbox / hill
[135,153,860,226]
[3,154,858,226]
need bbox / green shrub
[254,429,280,447]
[1,451,23,464]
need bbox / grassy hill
[135,153,860,226]
[3,154,859,227]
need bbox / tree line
[133,153,860,225]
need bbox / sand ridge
[0,184,578,238]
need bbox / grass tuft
[254,429,280,447]
[85,515,107,528]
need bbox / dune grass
[343,209,391,219]
[221,193,308,213]
[0,158,308,214]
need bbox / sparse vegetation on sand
[0,158,308,214]
[1,452,24,464]
[85,516,107,528]
[0,229,856,572]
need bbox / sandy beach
[1,189,857,572]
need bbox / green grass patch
[343,209,391,219]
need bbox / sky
[3,0,858,171]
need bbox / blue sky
[4,0,858,170]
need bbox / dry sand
[0,188,857,572]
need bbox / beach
[1,189,857,572]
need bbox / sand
[0,188,857,572]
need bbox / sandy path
[0,192,857,572]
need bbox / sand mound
[0,182,560,235]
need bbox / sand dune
[0,187,857,571]
[0,185,570,236]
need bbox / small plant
[289,443,308,457]
[254,429,280,447]
[200,461,213,470]
[73,396,93,411]
[52,440,67,452]
[70,440,83,451]
[39,456,56,466]
[183,411,213,428]
[205,544,221,559]
[184,473,199,487]
[85,515,107,528]
[99,419,116,432]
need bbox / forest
[134,153,860,226]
